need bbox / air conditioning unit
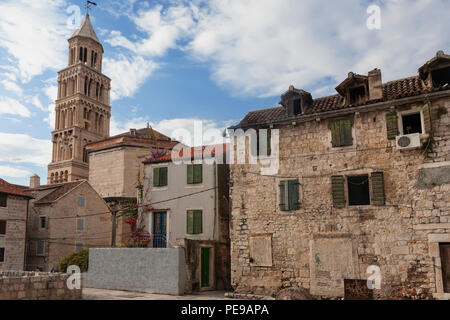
[396,133,421,150]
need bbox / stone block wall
[0,271,81,300]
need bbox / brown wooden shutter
[153,167,160,187]
[385,112,399,140]
[279,181,289,211]
[186,210,194,234]
[331,175,346,208]
[422,103,432,134]
[331,121,341,147]
[288,180,300,210]
[371,172,386,206]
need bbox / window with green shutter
[371,172,386,206]
[385,111,399,140]
[153,167,168,187]
[187,164,202,184]
[279,179,300,211]
[331,176,346,208]
[330,119,353,147]
[187,210,203,234]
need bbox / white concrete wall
[143,161,218,247]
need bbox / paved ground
[82,287,232,300]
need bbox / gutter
[229,89,450,130]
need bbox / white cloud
[103,55,159,101]
[0,0,70,82]
[0,97,31,118]
[0,165,31,178]
[110,116,233,146]
[1,79,23,95]
[0,132,51,166]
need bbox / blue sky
[0,0,449,186]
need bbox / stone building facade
[0,178,32,271]
[47,14,111,184]
[228,51,450,299]
[142,144,231,292]
[25,177,112,272]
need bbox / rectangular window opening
[37,241,45,256]
[401,113,422,134]
[77,196,86,207]
[39,216,48,229]
[347,175,370,206]
[440,243,450,293]
[0,248,4,262]
[0,220,6,235]
[0,193,7,207]
[349,86,366,105]
[75,243,83,253]
[432,66,450,88]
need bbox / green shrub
[58,249,89,273]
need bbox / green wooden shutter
[194,210,203,234]
[194,164,203,184]
[341,120,353,146]
[153,167,160,187]
[279,181,288,211]
[371,172,386,206]
[331,121,341,147]
[386,112,399,140]
[187,165,194,184]
[187,210,194,234]
[331,175,346,208]
[422,103,432,134]
[160,167,168,186]
[288,180,300,210]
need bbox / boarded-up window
[0,248,4,262]
[249,235,273,267]
[331,120,353,147]
[0,220,6,235]
[153,167,168,187]
[187,164,203,184]
[77,195,86,207]
[37,241,45,256]
[76,218,84,232]
[0,193,7,207]
[385,112,399,140]
[279,180,300,211]
[187,210,202,234]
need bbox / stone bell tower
[47,14,111,184]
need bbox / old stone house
[0,178,33,271]
[24,176,112,272]
[142,144,231,293]
[228,51,450,299]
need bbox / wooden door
[440,243,450,293]
[201,247,210,288]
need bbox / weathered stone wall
[0,271,81,300]
[229,98,450,299]
[0,196,28,271]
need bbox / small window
[331,119,353,147]
[77,196,86,207]
[432,66,450,88]
[0,248,4,262]
[347,175,370,206]
[39,216,48,229]
[253,130,272,157]
[279,180,300,211]
[349,86,366,105]
[187,164,202,184]
[401,113,422,134]
[0,220,6,235]
[187,210,202,234]
[76,218,84,232]
[153,167,168,187]
[75,243,83,253]
[0,193,7,207]
[37,241,45,256]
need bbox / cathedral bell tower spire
[47,12,111,185]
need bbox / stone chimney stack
[368,68,383,100]
[30,174,40,189]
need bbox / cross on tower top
[85,0,97,15]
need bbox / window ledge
[151,187,168,192]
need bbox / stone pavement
[82,287,232,300]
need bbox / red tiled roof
[144,143,229,163]
[86,127,179,151]
[33,181,84,205]
[0,178,33,198]
[233,75,448,128]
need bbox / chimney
[30,174,40,189]
[368,68,383,100]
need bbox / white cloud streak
[0,97,31,118]
[0,132,51,166]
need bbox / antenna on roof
[85,0,97,15]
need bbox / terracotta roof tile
[0,178,33,198]
[33,181,84,205]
